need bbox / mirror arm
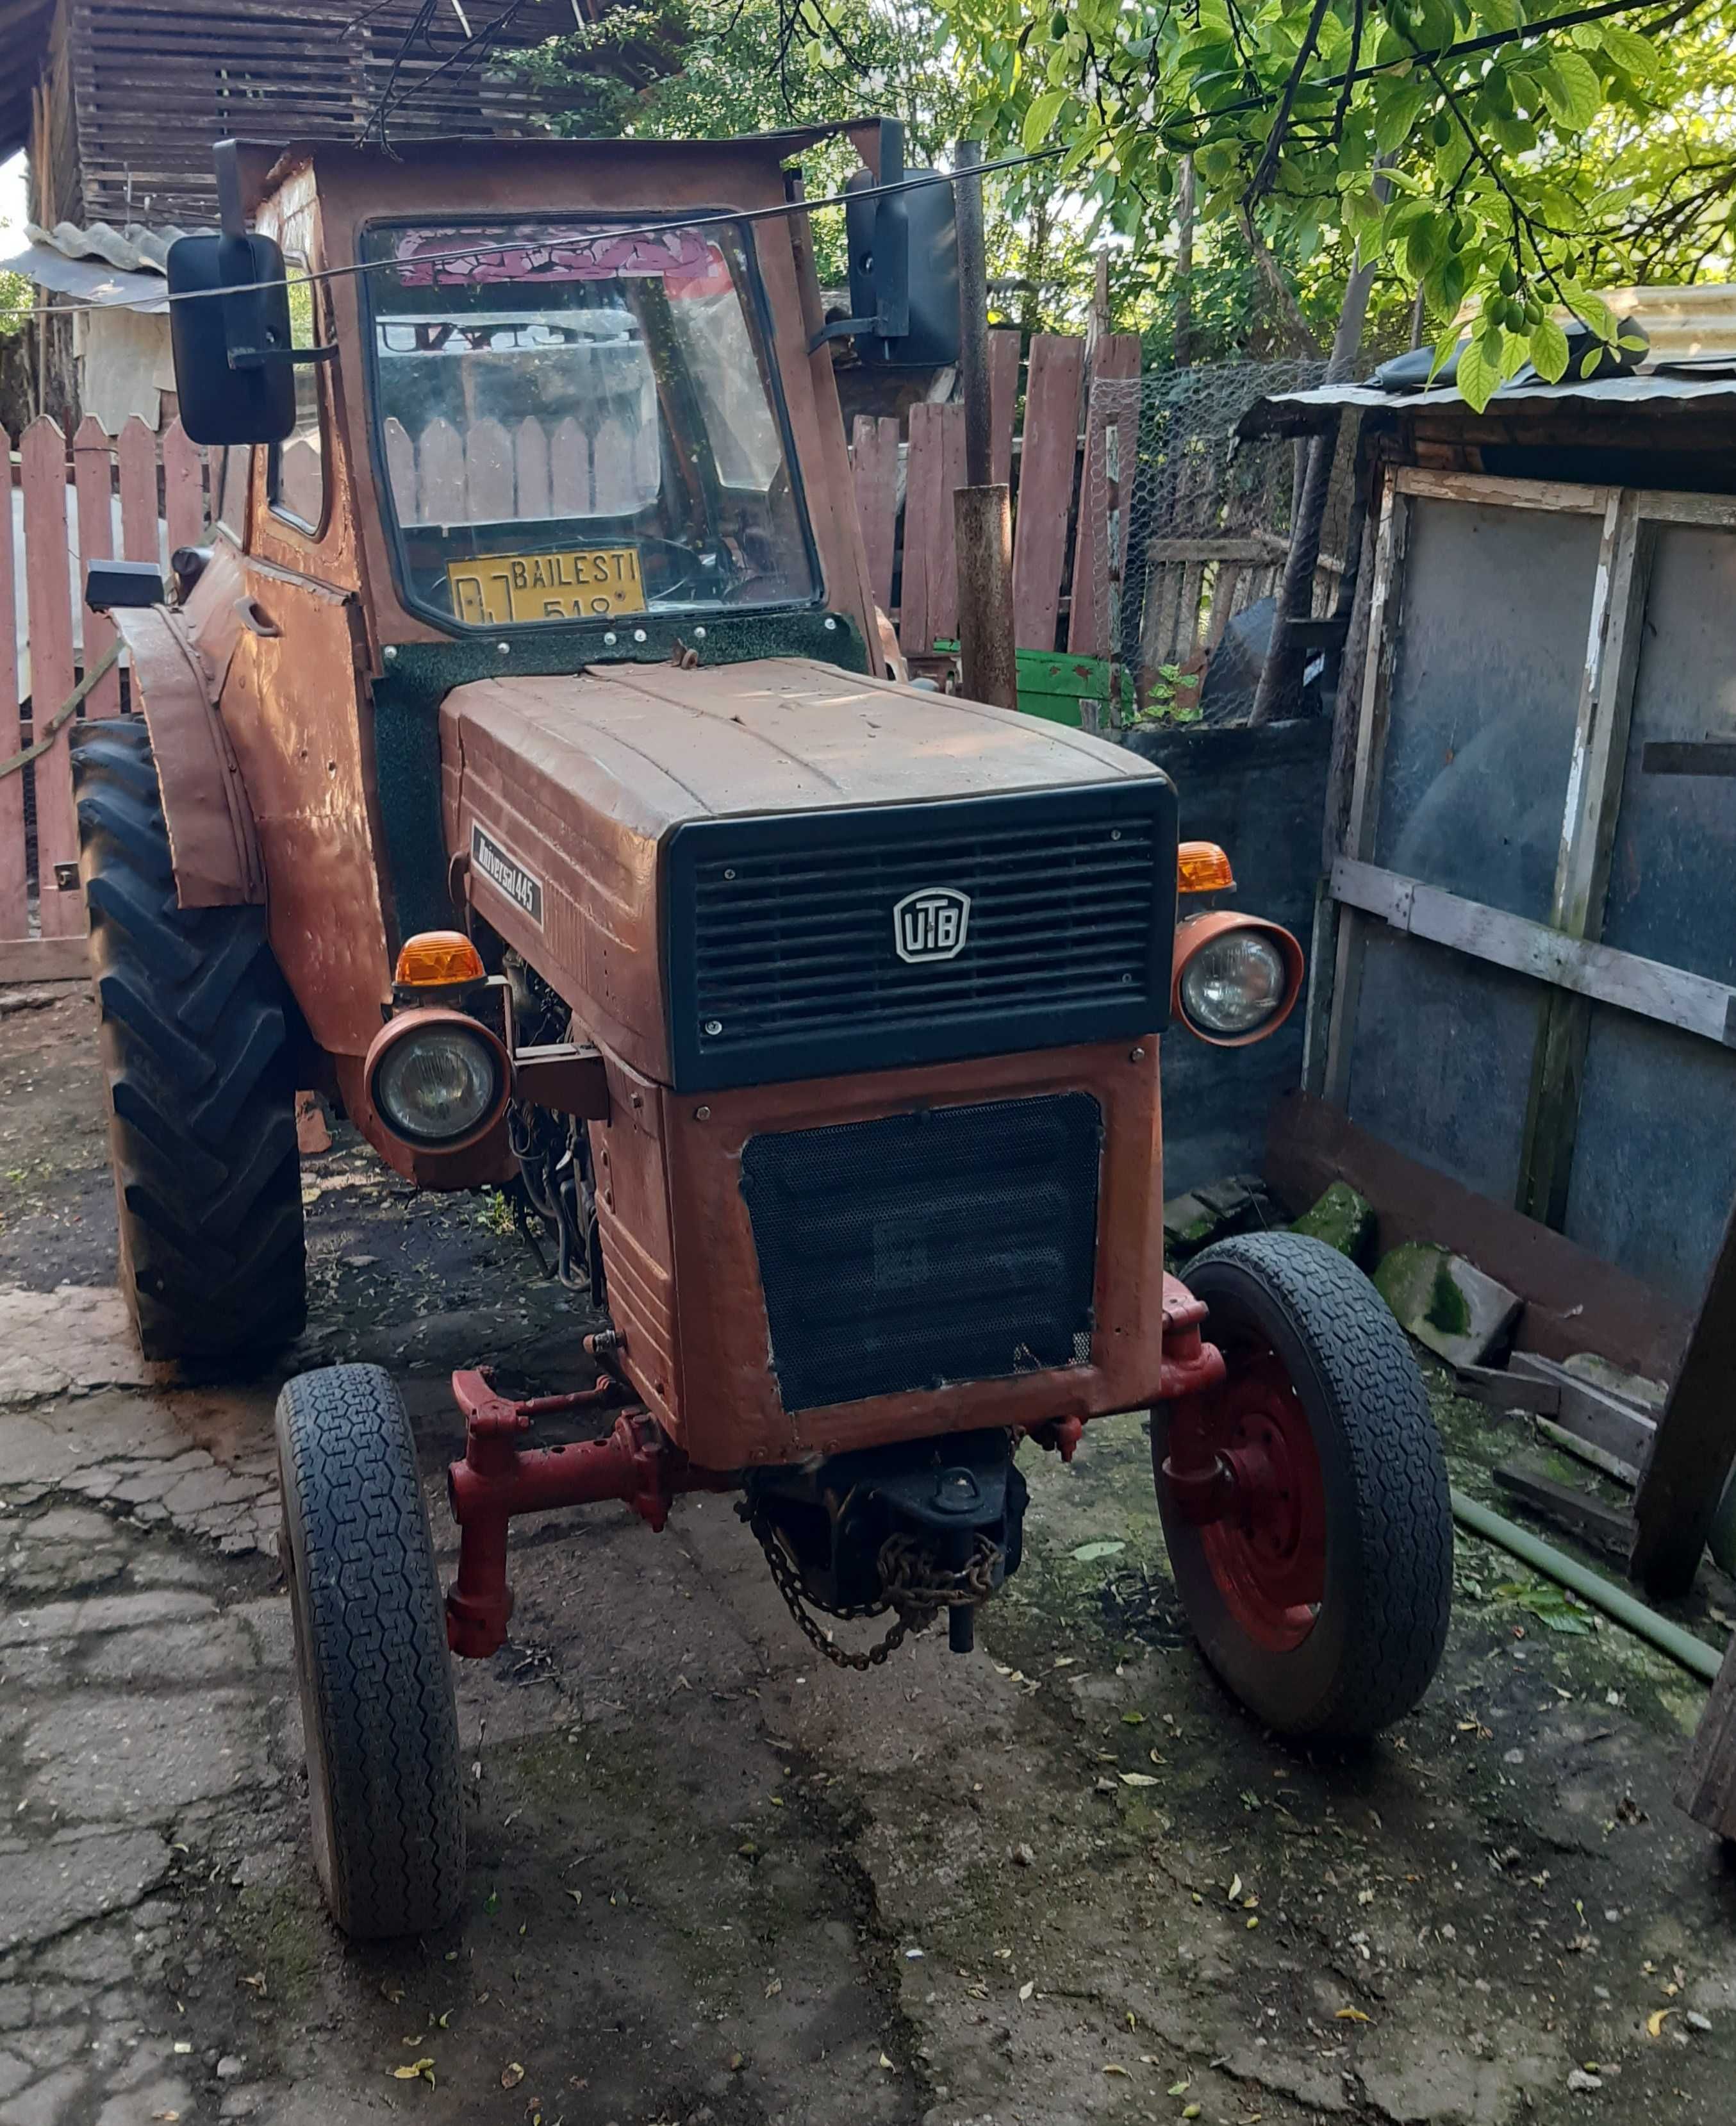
[227,344,338,371]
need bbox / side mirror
[167,231,298,446]
[85,559,165,612]
[813,120,961,369]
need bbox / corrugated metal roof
[0,222,208,313]
[1239,372,1736,437]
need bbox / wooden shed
[1250,369,1736,1374]
[0,0,581,228]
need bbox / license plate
[446,547,647,626]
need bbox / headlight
[1179,929,1289,1037]
[372,1021,502,1145]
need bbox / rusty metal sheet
[215,556,392,1056]
[113,603,264,908]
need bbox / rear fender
[112,597,263,908]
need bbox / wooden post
[1677,1627,1736,1839]
[951,139,1016,710]
[954,484,1016,710]
[1632,1191,1736,1599]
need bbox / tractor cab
[163,123,955,671]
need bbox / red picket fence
[0,416,206,982]
[850,328,1142,667]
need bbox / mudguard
[111,551,263,908]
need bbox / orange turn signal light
[394,929,486,988]
[1177,840,1236,894]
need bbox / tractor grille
[740,1092,1103,1413]
[665,781,1177,1090]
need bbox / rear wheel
[276,1364,465,1938]
[1153,1232,1451,1740]
[72,716,305,1362]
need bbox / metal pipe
[1451,1489,1721,1684]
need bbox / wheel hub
[1162,1352,1327,1652]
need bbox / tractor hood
[441,657,1172,1084]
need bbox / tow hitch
[743,1431,1029,1666]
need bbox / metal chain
[746,1508,1003,1673]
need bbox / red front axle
[443,1368,732,1657]
[443,1275,1231,1661]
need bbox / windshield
[361,220,819,629]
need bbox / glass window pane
[361,220,818,629]
[1373,497,1601,924]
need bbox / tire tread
[277,1364,465,1938]
[72,716,306,1361]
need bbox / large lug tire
[276,1364,466,1938]
[72,716,306,1363]
[1153,1231,1452,1741]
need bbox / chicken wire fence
[1082,360,1357,727]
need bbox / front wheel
[277,1365,465,1936]
[1153,1232,1451,1740]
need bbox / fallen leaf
[1104,2063,1131,2077]
[436,2012,451,2029]
[568,1889,583,1907]
[1335,2007,1371,2023]
[1168,2081,1191,2097]
[765,1979,782,1997]
[727,2052,745,2072]
[501,2063,525,2089]
[484,1889,500,1916]
[1019,1980,1035,2002]
[1071,1540,1127,1563]
[1227,1873,1243,1902]
[238,1972,266,1995]
[1121,1712,1146,1726]
[392,2059,436,2082]
[172,2043,192,2055]
[1183,2108,1202,2121]
[1647,2009,1673,2039]
[1120,1772,1161,1788]
[380,1980,404,2006]
[877,2052,895,2070]
[151,2113,181,2122]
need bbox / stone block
[1374,1241,1522,1366]
[1289,1181,1375,1264]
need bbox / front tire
[73,716,306,1363]
[276,1365,465,1938]
[1154,1232,1451,1740]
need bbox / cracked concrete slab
[0,1832,173,1955]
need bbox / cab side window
[214,445,251,542]
[267,268,326,534]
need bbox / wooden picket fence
[852,327,1143,670]
[0,415,206,982]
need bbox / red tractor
[73,123,1451,1938]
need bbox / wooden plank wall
[1,416,206,976]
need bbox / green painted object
[931,642,1134,726]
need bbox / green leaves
[1528,315,1571,383]
[1021,86,1069,148]
[1454,333,1496,412]
[1538,49,1602,130]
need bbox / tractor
[70,122,1452,1939]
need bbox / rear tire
[276,1364,465,1938]
[1154,1231,1451,1740]
[72,715,305,1362]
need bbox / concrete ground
[3,988,1736,2126]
